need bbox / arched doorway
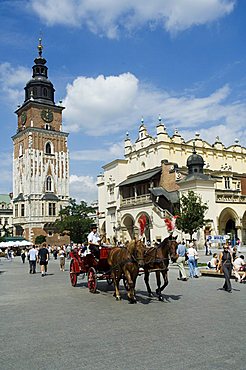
[225,219,237,239]
[122,215,134,241]
[218,208,239,245]
[136,212,151,243]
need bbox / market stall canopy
[0,240,32,248]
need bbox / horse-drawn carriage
[69,236,179,302]
[69,246,113,292]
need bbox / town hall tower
[12,39,70,244]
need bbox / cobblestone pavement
[0,255,245,370]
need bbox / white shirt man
[28,246,38,261]
[87,231,100,245]
[87,226,101,259]
[28,246,38,274]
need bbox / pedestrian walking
[28,245,38,274]
[21,249,26,263]
[194,249,200,278]
[38,243,49,277]
[176,241,188,281]
[204,239,211,255]
[187,242,198,278]
[58,247,66,271]
[218,244,233,293]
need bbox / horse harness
[143,246,169,271]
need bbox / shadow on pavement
[136,290,182,304]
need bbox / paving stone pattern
[0,254,245,370]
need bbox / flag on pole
[138,214,147,236]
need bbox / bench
[200,269,223,277]
[200,269,245,279]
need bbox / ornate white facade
[97,118,246,246]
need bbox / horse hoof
[116,296,121,301]
[148,292,153,297]
[158,296,164,302]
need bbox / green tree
[176,190,208,240]
[35,235,46,245]
[54,199,95,243]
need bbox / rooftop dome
[187,152,204,167]
[187,143,205,175]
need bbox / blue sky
[0,0,245,202]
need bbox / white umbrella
[18,240,32,246]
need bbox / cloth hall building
[12,40,70,245]
[97,119,246,246]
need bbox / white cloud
[63,73,139,135]
[70,142,124,162]
[0,62,30,105]
[62,71,246,146]
[30,0,236,38]
[69,174,97,203]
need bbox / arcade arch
[218,207,240,241]
[121,214,135,241]
[135,212,151,243]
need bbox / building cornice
[15,100,65,114]
[102,159,127,170]
[12,126,69,140]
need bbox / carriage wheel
[70,260,77,287]
[123,276,130,291]
[88,267,97,293]
[106,277,113,285]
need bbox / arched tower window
[43,87,48,97]
[33,87,37,96]
[46,176,52,192]
[45,142,52,154]
[19,144,23,157]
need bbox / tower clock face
[21,111,27,125]
[41,108,53,123]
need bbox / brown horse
[107,239,145,303]
[143,235,178,301]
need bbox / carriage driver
[87,224,101,260]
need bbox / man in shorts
[38,243,49,277]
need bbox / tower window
[46,176,52,192]
[19,144,23,157]
[21,204,25,217]
[45,142,52,154]
[43,88,48,97]
[33,87,37,96]
[224,177,230,189]
[48,203,56,216]
[15,204,18,217]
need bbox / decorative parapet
[121,194,151,207]
[215,191,246,203]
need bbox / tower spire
[37,37,43,57]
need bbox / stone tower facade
[12,39,70,245]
